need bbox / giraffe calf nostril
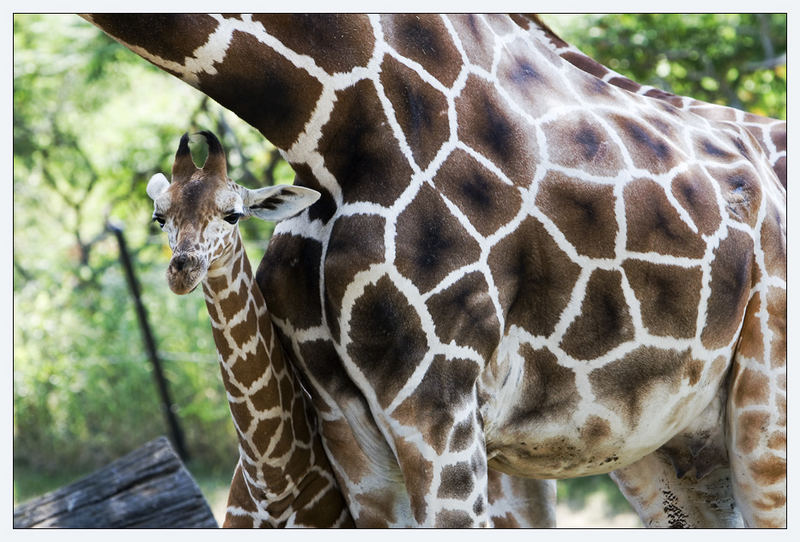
[172,253,191,271]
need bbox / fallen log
[14,436,218,528]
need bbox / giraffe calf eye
[223,212,243,225]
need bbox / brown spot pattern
[536,172,618,258]
[737,293,765,361]
[736,411,768,454]
[393,356,479,455]
[437,462,475,499]
[381,14,462,87]
[198,31,323,150]
[249,377,280,414]
[608,76,641,93]
[624,178,707,258]
[253,14,373,75]
[319,79,414,206]
[766,286,786,368]
[760,203,786,281]
[507,345,577,425]
[610,115,678,173]
[670,169,722,236]
[622,260,702,338]
[542,115,624,176]
[562,50,608,79]
[228,398,253,434]
[258,233,323,330]
[753,491,786,511]
[294,478,351,527]
[701,229,753,349]
[432,149,522,237]
[448,15,494,71]
[456,74,539,187]
[561,269,634,360]
[425,272,500,361]
[581,416,611,446]
[347,276,428,408]
[91,14,219,65]
[489,216,581,336]
[380,55,449,170]
[449,417,476,453]
[497,38,569,120]
[767,432,786,451]
[321,417,370,484]
[324,214,386,339]
[354,488,398,527]
[395,436,434,524]
[705,164,763,227]
[732,366,769,408]
[483,14,517,35]
[298,338,364,403]
[491,512,520,528]
[395,184,482,293]
[749,455,785,486]
[684,359,703,386]
[590,347,688,426]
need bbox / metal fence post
[107,221,189,462]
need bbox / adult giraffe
[84,14,786,527]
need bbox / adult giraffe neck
[82,14,373,152]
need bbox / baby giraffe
[147,131,353,527]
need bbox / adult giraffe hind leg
[610,453,741,528]
[726,290,786,527]
[609,386,742,528]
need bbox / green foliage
[542,14,786,120]
[559,474,634,515]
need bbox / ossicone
[197,130,227,177]
[172,132,198,181]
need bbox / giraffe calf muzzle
[167,252,206,295]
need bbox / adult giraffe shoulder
[146,130,353,527]
[86,14,785,527]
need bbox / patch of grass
[13,464,94,506]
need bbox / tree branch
[742,53,786,72]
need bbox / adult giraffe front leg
[384,403,491,527]
[336,269,493,527]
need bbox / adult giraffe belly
[479,334,733,479]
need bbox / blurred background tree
[13,14,785,524]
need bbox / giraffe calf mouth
[166,252,208,295]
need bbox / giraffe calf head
[147,131,320,295]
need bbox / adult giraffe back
[516,14,786,189]
[85,14,785,527]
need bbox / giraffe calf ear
[147,173,171,201]
[243,185,321,222]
